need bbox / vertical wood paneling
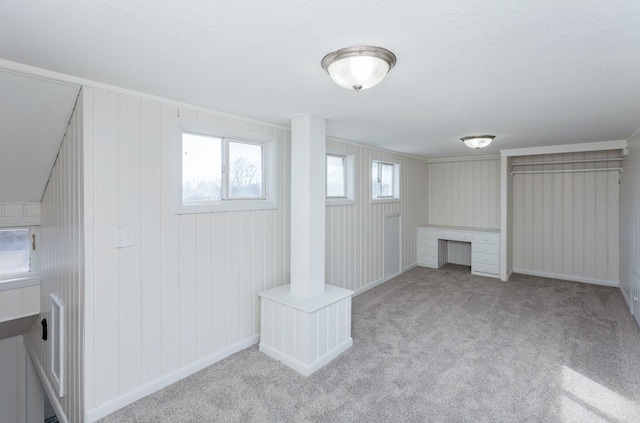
[23,90,85,422]
[0,336,27,423]
[83,87,290,419]
[139,98,163,384]
[427,159,501,229]
[325,140,427,293]
[511,151,620,285]
[619,130,640,309]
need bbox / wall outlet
[113,227,135,248]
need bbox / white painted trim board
[24,339,69,423]
[512,268,618,288]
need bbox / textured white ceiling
[0,0,639,167]
[0,71,79,201]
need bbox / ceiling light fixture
[321,46,396,92]
[461,135,496,149]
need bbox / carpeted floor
[99,265,640,423]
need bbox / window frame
[326,147,356,206]
[175,119,278,214]
[0,225,39,285]
[371,157,400,203]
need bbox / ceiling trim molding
[326,137,427,161]
[423,155,500,163]
[500,140,628,157]
[0,58,290,131]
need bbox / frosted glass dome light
[321,46,396,92]
[461,135,496,149]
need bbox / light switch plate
[113,227,135,248]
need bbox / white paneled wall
[82,87,290,421]
[0,285,40,322]
[0,335,27,423]
[512,151,620,285]
[620,130,640,311]
[23,89,85,423]
[427,159,501,229]
[324,139,427,293]
[0,203,41,221]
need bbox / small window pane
[379,163,394,197]
[229,141,264,198]
[326,155,346,197]
[182,133,222,203]
[372,161,379,198]
[0,228,30,276]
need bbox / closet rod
[511,157,623,166]
[511,167,622,175]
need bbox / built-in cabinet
[417,226,500,279]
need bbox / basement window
[326,147,356,206]
[0,227,37,281]
[176,119,278,214]
[371,158,400,202]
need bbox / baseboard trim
[259,337,353,377]
[24,338,69,423]
[512,268,619,288]
[353,263,417,297]
[85,335,259,422]
[620,285,632,311]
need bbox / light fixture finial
[321,46,396,92]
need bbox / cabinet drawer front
[473,233,500,245]
[419,246,437,257]
[473,262,499,275]
[418,255,437,267]
[438,230,472,242]
[417,237,437,248]
[473,243,499,255]
[473,252,500,265]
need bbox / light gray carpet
[99,265,640,423]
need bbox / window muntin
[0,228,31,277]
[326,154,347,198]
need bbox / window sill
[0,276,40,291]
[176,199,277,214]
[326,199,356,207]
[370,198,401,204]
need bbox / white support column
[290,115,326,298]
[259,115,353,376]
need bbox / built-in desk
[417,225,501,279]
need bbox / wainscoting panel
[512,150,620,285]
[427,158,501,229]
[325,139,428,293]
[82,87,291,421]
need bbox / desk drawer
[473,243,499,255]
[418,255,437,268]
[473,233,500,245]
[473,252,500,266]
[438,230,472,242]
[417,237,437,248]
[473,262,499,275]
[418,246,437,257]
